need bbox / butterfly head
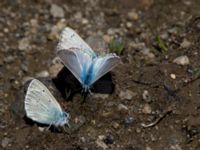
[55,111,70,127]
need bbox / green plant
[192,68,200,79]
[108,38,125,55]
[155,34,168,53]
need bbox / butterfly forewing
[25,79,64,125]
[89,54,120,85]
[56,27,95,57]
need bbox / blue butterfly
[25,79,70,128]
[56,27,120,92]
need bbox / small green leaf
[192,68,200,78]
[156,34,168,53]
[108,38,125,55]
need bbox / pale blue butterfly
[25,79,70,127]
[56,27,120,92]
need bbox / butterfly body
[56,27,120,93]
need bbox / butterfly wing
[57,48,93,85]
[89,54,120,85]
[25,79,64,125]
[56,27,95,57]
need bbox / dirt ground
[1,0,200,149]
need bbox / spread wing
[56,27,95,57]
[57,48,93,85]
[89,54,120,85]
[25,79,64,125]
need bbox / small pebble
[142,90,151,103]
[124,116,135,125]
[142,104,152,114]
[118,103,128,111]
[1,137,11,148]
[127,10,139,21]
[96,136,108,149]
[180,39,191,48]
[135,128,141,133]
[49,63,63,77]
[103,35,112,43]
[18,37,30,51]
[93,94,109,99]
[36,70,49,78]
[112,122,120,129]
[103,134,114,145]
[170,73,176,79]
[50,4,64,18]
[126,22,133,28]
[173,55,190,65]
[119,90,136,100]
[146,146,153,150]
[38,127,45,132]
[82,18,89,24]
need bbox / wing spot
[71,34,75,38]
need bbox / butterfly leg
[81,92,89,104]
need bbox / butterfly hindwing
[57,48,93,85]
[25,79,64,125]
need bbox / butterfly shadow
[52,67,115,101]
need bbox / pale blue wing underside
[89,54,120,85]
[57,48,93,85]
[56,27,95,57]
[56,27,120,89]
[25,79,65,125]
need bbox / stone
[38,127,45,132]
[1,137,12,148]
[22,76,34,85]
[127,10,139,21]
[48,19,66,40]
[103,34,112,43]
[142,104,152,114]
[112,122,120,129]
[173,56,190,65]
[96,136,108,149]
[126,22,133,28]
[4,56,15,63]
[36,70,49,78]
[119,90,136,100]
[49,63,63,77]
[142,90,151,103]
[103,134,114,145]
[93,94,109,100]
[117,104,128,111]
[81,18,89,24]
[180,39,191,48]
[18,37,30,51]
[85,35,107,53]
[50,4,64,18]
[170,74,176,79]
[124,116,135,125]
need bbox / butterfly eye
[64,112,70,119]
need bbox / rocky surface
[0,0,200,149]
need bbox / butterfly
[25,79,70,128]
[56,27,120,92]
